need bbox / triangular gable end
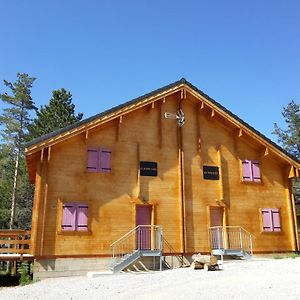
[25,78,300,183]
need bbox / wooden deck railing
[0,230,31,260]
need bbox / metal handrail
[209,226,254,237]
[209,226,253,255]
[163,237,185,268]
[110,225,163,267]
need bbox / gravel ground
[1,258,300,300]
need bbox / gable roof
[25,78,300,167]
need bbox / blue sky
[0,0,299,143]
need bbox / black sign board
[203,166,219,180]
[140,161,157,177]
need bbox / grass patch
[274,255,284,259]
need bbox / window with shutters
[261,208,281,232]
[61,202,88,231]
[87,148,112,173]
[241,160,261,183]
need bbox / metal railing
[162,237,185,269]
[110,225,163,265]
[0,230,31,259]
[209,226,253,255]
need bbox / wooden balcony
[0,230,33,261]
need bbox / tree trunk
[9,148,20,229]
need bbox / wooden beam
[211,109,215,118]
[238,128,243,138]
[264,147,269,157]
[85,130,89,140]
[136,143,140,199]
[47,146,51,162]
[200,102,205,110]
[159,102,163,148]
[40,148,44,162]
[116,117,122,142]
[151,102,155,109]
[163,97,166,103]
[288,165,296,178]
[217,146,224,202]
[181,89,184,99]
[196,105,202,153]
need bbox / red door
[136,205,152,250]
[210,207,224,249]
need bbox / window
[242,160,261,182]
[261,208,281,232]
[61,203,88,231]
[87,148,112,173]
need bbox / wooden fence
[0,229,32,261]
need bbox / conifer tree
[273,100,300,160]
[0,73,36,228]
[29,88,83,138]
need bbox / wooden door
[210,207,224,249]
[136,205,152,250]
[210,207,223,227]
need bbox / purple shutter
[99,148,112,173]
[87,148,99,172]
[77,204,88,231]
[252,161,261,182]
[262,209,272,232]
[62,203,76,231]
[242,160,252,181]
[271,209,281,232]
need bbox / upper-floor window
[261,208,281,232]
[61,202,88,231]
[242,160,261,183]
[87,148,112,173]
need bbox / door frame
[134,204,154,250]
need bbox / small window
[261,208,281,232]
[242,160,261,182]
[62,203,88,231]
[87,148,112,173]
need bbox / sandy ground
[1,258,300,300]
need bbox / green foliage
[0,73,36,229]
[273,100,300,160]
[17,262,32,285]
[29,88,83,139]
[0,73,37,149]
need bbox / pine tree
[29,88,83,138]
[273,100,300,160]
[0,73,36,228]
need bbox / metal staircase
[209,226,253,261]
[110,225,163,273]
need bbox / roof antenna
[164,109,185,127]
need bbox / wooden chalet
[25,78,300,278]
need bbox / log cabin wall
[28,84,299,259]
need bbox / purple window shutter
[242,160,252,181]
[262,209,272,232]
[76,204,88,231]
[271,209,281,232]
[87,148,99,172]
[252,161,261,182]
[99,148,112,173]
[62,203,76,231]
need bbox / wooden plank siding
[26,82,299,259]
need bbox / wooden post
[178,100,186,254]
[217,146,224,202]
